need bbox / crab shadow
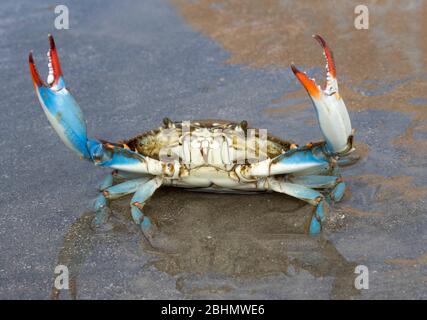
[51,188,360,299]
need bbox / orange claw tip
[29,51,43,87]
[290,64,320,98]
[312,34,336,78]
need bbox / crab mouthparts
[28,34,63,88]
[291,34,337,97]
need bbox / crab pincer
[291,35,352,156]
[29,35,91,159]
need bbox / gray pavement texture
[0,0,426,299]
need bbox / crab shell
[28,34,355,239]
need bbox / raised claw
[29,35,91,159]
[291,35,353,156]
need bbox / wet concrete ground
[0,0,426,299]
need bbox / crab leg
[93,177,153,228]
[289,174,346,202]
[94,172,115,227]
[330,181,346,202]
[246,148,329,177]
[268,177,328,235]
[130,177,163,241]
[288,175,341,189]
[336,155,360,167]
[87,142,180,177]
[99,172,115,191]
[113,170,151,180]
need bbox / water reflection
[51,188,360,299]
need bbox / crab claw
[29,35,65,90]
[291,35,353,155]
[29,35,91,159]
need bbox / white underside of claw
[47,51,54,85]
[335,98,352,137]
[314,94,351,153]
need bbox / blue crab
[29,34,355,242]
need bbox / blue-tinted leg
[268,178,327,235]
[114,170,149,180]
[309,199,329,234]
[93,172,115,228]
[331,181,346,202]
[130,177,162,241]
[99,171,115,191]
[289,175,340,189]
[337,154,360,167]
[93,194,111,228]
[92,176,152,229]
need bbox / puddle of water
[51,188,360,299]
